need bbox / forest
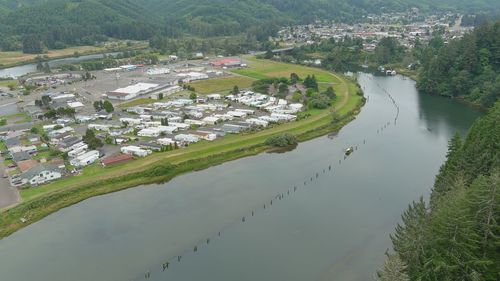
[1,0,499,54]
[377,101,499,281]
[417,20,500,108]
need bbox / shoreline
[0,70,364,239]
[0,46,148,70]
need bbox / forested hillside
[417,20,500,108]
[1,0,500,54]
[377,102,499,281]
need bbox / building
[20,164,62,186]
[147,68,170,75]
[107,83,159,101]
[69,150,99,167]
[210,58,243,68]
[174,134,199,143]
[121,146,151,157]
[17,159,38,172]
[101,154,133,167]
[192,131,217,141]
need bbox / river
[0,52,120,78]
[0,74,481,281]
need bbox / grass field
[0,57,365,238]
[0,80,18,88]
[188,76,256,94]
[234,56,341,84]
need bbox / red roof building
[101,154,134,167]
[210,58,242,67]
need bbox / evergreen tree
[376,253,410,281]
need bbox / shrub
[265,134,298,147]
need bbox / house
[17,159,38,172]
[12,151,31,163]
[20,164,62,186]
[137,128,161,138]
[192,131,217,141]
[101,154,133,167]
[202,116,220,125]
[57,136,82,152]
[139,142,163,152]
[121,146,151,157]
[68,143,88,158]
[174,134,199,143]
[246,118,269,127]
[157,138,176,146]
[69,150,99,167]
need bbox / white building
[202,116,220,125]
[121,145,151,157]
[20,164,62,186]
[192,132,217,141]
[246,118,269,127]
[70,150,99,167]
[174,134,199,143]
[107,83,159,100]
[157,138,176,146]
[137,128,161,137]
[147,68,170,75]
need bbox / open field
[234,56,341,83]
[188,76,256,94]
[0,58,364,238]
[0,80,18,87]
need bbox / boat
[345,147,354,156]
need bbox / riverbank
[0,61,363,239]
[0,41,148,70]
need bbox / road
[0,156,19,209]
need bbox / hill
[1,0,499,53]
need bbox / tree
[22,34,43,54]
[264,49,274,59]
[103,100,114,113]
[82,129,103,150]
[376,253,410,281]
[189,92,197,100]
[390,197,428,278]
[290,73,300,84]
[322,86,336,99]
[93,101,103,111]
[232,85,239,95]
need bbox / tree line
[417,20,500,108]
[377,101,500,281]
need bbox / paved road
[0,157,19,209]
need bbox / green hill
[1,0,499,53]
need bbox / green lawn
[234,57,341,84]
[0,80,18,88]
[188,76,256,94]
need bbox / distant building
[210,58,243,68]
[107,83,159,101]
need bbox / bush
[308,94,331,109]
[265,134,298,147]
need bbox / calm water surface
[0,74,481,281]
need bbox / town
[0,56,304,188]
[274,9,473,52]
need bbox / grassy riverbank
[0,41,148,69]
[0,58,364,238]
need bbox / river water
[0,74,481,281]
[0,52,119,78]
